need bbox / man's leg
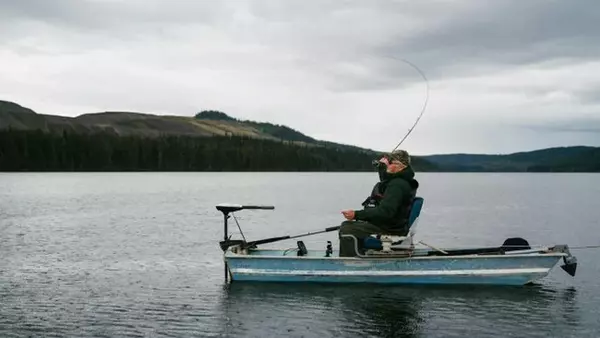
[338,220,386,257]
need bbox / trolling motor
[216,203,345,282]
[216,203,275,246]
[217,203,276,251]
[216,203,275,281]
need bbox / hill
[421,146,600,172]
[1,100,598,172]
[0,100,437,172]
[194,110,318,144]
[0,100,361,149]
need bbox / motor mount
[325,241,333,257]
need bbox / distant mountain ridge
[421,146,600,172]
[1,99,599,172]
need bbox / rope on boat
[570,245,600,250]
[493,244,600,250]
[417,241,448,254]
[283,247,299,256]
[412,243,600,251]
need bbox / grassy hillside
[1,101,347,147]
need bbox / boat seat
[363,197,424,251]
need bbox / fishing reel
[372,157,389,170]
[372,156,391,182]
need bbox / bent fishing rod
[368,56,430,167]
[389,57,430,152]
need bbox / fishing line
[414,243,600,251]
[570,245,600,250]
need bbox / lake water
[1,172,599,337]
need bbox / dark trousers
[338,220,387,257]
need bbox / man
[338,149,419,257]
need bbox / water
[1,172,599,337]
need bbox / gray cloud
[3,0,598,86]
[0,0,225,29]
[576,86,600,105]
[0,0,599,154]
[518,116,600,134]
[366,0,600,90]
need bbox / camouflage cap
[387,149,411,165]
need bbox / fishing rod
[219,225,341,251]
[388,57,430,153]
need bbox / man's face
[379,156,406,173]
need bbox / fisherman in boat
[339,149,419,257]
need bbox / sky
[1,0,599,155]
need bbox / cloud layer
[1,0,599,154]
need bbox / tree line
[0,129,383,172]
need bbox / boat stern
[550,244,578,277]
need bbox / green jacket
[353,166,419,231]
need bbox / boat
[215,197,578,286]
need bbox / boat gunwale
[224,248,568,261]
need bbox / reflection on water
[217,282,581,338]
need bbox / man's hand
[341,210,355,220]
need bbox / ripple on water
[1,172,600,337]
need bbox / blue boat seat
[363,197,424,250]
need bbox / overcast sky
[1,0,599,155]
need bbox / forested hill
[421,146,600,172]
[1,100,598,172]
[0,100,437,172]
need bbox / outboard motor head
[561,255,578,277]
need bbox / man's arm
[353,180,405,222]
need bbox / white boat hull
[224,248,568,286]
